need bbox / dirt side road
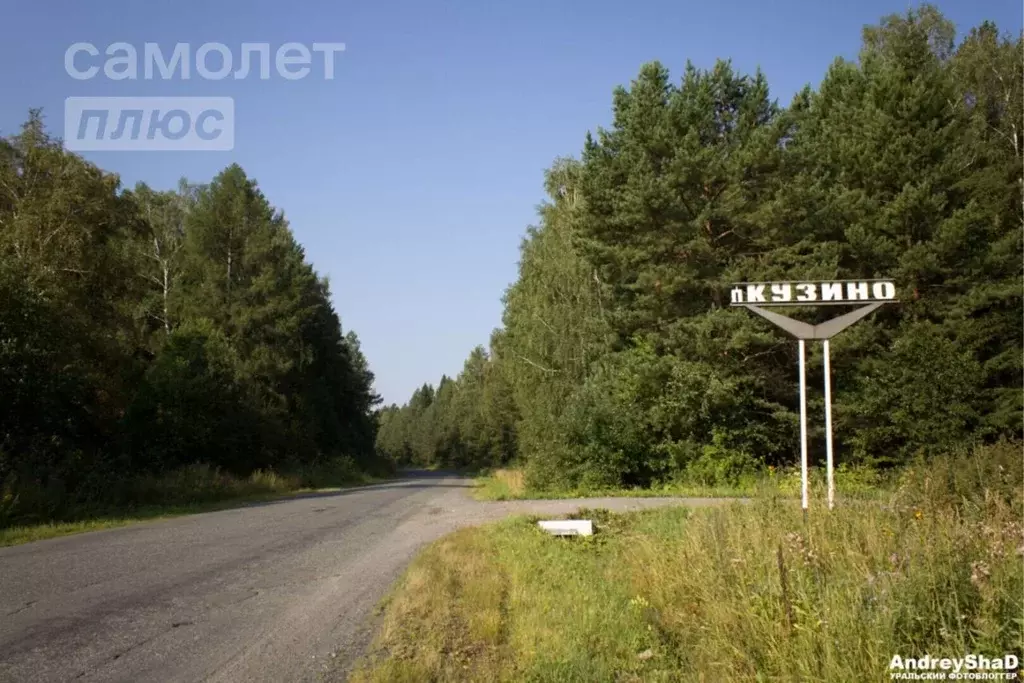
[0,472,736,682]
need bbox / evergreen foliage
[376,7,1022,486]
[2,6,1019,505]
[0,118,383,519]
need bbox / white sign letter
[276,42,311,79]
[770,283,792,302]
[104,42,138,80]
[235,43,271,79]
[847,282,869,300]
[312,42,345,79]
[144,42,189,80]
[65,42,100,79]
[872,281,896,300]
[795,283,817,302]
[821,282,843,301]
[196,42,233,80]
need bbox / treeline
[0,115,383,521]
[376,7,1022,488]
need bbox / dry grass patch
[472,468,526,500]
[351,528,512,682]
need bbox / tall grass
[473,468,527,500]
[474,460,894,501]
[354,441,1023,682]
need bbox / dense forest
[376,7,1023,488]
[0,117,384,521]
[0,6,1019,519]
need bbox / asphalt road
[0,472,735,683]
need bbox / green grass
[472,475,749,501]
[472,463,892,502]
[353,444,1023,682]
[0,461,388,547]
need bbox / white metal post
[742,297,892,517]
[823,339,835,510]
[798,339,808,512]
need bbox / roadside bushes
[0,458,375,526]
[524,345,772,492]
[678,429,763,488]
[889,439,1023,515]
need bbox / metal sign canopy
[730,279,898,512]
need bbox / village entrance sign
[730,280,897,512]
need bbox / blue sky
[1,0,1019,405]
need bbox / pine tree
[785,6,1022,462]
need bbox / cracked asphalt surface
[0,471,736,682]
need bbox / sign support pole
[740,296,890,515]
[823,339,835,510]
[798,339,808,514]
